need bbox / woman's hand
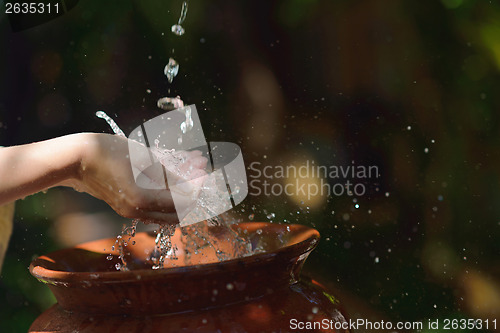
[66,133,209,224]
[0,133,208,225]
[68,133,180,223]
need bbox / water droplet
[354,204,359,209]
[407,126,411,131]
[248,213,255,220]
[115,263,121,270]
[312,306,319,314]
[385,192,390,197]
[171,24,185,36]
[164,58,179,83]
[266,213,275,220]
[146,89,151,94]
[226,283,234,290]
[157,96,184,110]
[106,255,113,260]
[96,111,126,137]
[375,257,380,263]
[424,147,429,153]
[256,229,263,235]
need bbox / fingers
[186,169,207,185]
[170,169,207,194]
[135,149,207,187]
[122,146,209,224]
[190,156,209,169]
[178,156,208,176]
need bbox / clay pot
[29,222,349,332]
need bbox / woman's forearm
[0,134,85,205]
[0,132,205,224]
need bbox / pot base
[30,278,348,333]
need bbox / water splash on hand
[96,111,126,137]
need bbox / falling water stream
[97,1,256,271]
[171,1,188,36]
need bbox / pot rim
[30,222,320,285]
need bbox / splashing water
[108,220,138,272]
[171,1,188,36]
[164,58,179,83]
[96,111,253,270]
[96,111,126,137]
[96,1,256,271]
[149,224,178,269]
[181,218,253,264]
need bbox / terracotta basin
[29,222,349,332]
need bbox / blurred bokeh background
[1,0,500,332]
